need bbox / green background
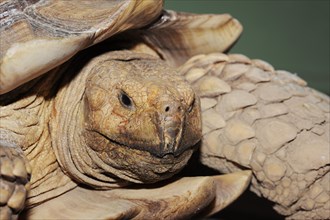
[165,0,329,95]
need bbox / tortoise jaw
[84,128,195,184]
[89,128,190,159]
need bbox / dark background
[165,0,329,95]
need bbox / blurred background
[165,0,329,95]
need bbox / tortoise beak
[160,114,184,157]
[153,100,186,158]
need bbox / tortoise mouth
[84,129,195,183]
[91,129,194,159]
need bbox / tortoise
[0,0,329,219]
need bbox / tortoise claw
[0,142,31,218]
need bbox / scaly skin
[0,51,201,216]
[180,53,330,219]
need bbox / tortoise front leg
[180,53,330,219]
[0,141,31,219]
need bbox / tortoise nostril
[163,103,182,114]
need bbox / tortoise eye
[119,91,133,109]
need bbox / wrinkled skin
[81,53,202,184]
[0,51,202,216]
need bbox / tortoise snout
[155,100,185,158]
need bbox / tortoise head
[80,52,201,184]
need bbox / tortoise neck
[49,57,128,189]
[0,67,77,207]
